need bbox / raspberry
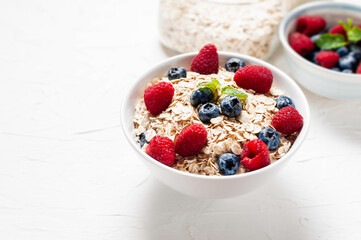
[271,106,303,135]
[315,51,339,69]
[240,139,270,171]
[296,15,326,36]
[191,44,219,75]
[234,65,273,93]
[144,82,174,116]
[329,24,347,40]
[289,32,315,57]
[146,136,175,167]
[357,62,361,74]
[175,123,207,157]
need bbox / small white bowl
[121,52,310,199]
[279,1,361,99]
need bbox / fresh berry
[331,67,341,72]
[289,32,315,57]
[350,43,361,54]
[220,95,242,118]
[357,62,361,74]
[234,65,273,93]
[339,53,357,70]
[191,44,219,75]
[271,106,303,134]
[218,153,240,175]
[310,33,322,43]
[335,46,349,57]
[225,57,246,72]
[342,69,353,74]
[139,131,149,147]
[315,51,339,69]
[146,136,175,167]
[240,139,270,171]
[144,82,174,115]
[175,123,207,157]
[275,96,295,109]
[329,24,347,40]
[190,87,213,107]
[257,128,280,151]
[198,103,221,123]
[167,67,187,80]
[306,50,320,63]
[296,15,326,36]
[349,50,361,61]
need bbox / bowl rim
[279,1,361,82]
[121,51,310,180]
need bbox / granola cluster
[133,68,296,176]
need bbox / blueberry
[225,57,246,72]
[310,33,322,43]
[335,46,349,57]
[257,128,280,151]
[139,131,149,147]
[339,54,357,70]
[275,96,295,109]
[350,43,361,53]
[350,51,361,61]
[198,103,221,123]
[342,69,353,74]
[331,67,341,72]
[167,67,187,80]
[306,51,319,63]
[220,95,242,118]
[218,153,240,175]
[190,87,213,107]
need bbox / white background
[0,0,361,239]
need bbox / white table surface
[1,0,361,239]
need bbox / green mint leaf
[315,33,347,49]
[198,78,220,102]
[339,18,353,32]
[221,86,248,104]
[348,26,361,43]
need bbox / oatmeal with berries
[133,44,303,176]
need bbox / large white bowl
[279,1,361,99]
[121,52,310,199]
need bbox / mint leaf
[221,86,248,104]
[198,78,220,101]
[339,18,353,32]
[348,26,361,43]
[315,33,347,49]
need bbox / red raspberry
[296,15,326,36]
[146,136,175,167]
[271,106,303,135]
[289,32,315,57]
[234,65,273,94]
[357,62,361,74]
[315,51,339,69]
[175,123,207,157]
[191,44,219,75]
[144,82,174,116]
[329,24,347,40]
[240,139,270,171]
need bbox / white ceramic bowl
[121,52,310,199]
[279,1,361,99]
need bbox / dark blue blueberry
[218,153,240,175]
[310,33,322,43]
[190,87,213,107]
[139,131,149,147]
[275,96,295,109]
[350,43,361,53]
[198,103,220,123]
[257,128,280,151]
[342,69,353,74]
[225,57,246,72]
[331,67,341,72]
[339,53,357,70]
[167,67,187,80]
[335,46,348,57]
[350,51,361,61]
[220,95,242,118]
[306,51,319,63]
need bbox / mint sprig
[198,78,220,102]
[315,33,347,49]
[221,86,248,104]
[339,18,361,43]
